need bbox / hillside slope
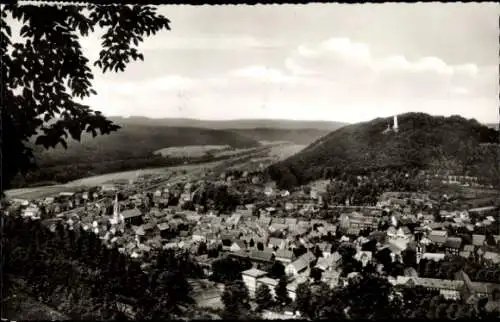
[269,113,499,186]
[11,125,260,187]
[228,128,333,145]
[33,125,259,166]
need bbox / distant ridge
[108,116,347,131]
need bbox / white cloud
[284,37,488,100]
[230,65,296,83]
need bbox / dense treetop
[268,113,499,189]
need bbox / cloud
[229,65,297,83]
[284,37,489,100]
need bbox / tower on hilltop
[393,115,399,133]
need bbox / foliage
[2,216,200,319]
[269,261,285,279]
[1,4,172,193]
[210,257,245,283]
[255,284,273,312]
[274,275,291,306]
[221,279,251,319]
[294,281,312,317]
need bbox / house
[443,237,462,256]
[354,251,373,267]
[264,187,274,197]
[285,251,316,277]
[242,268,268,298]
[268,237,286,250]
[157,222,172,239]
[472,234,486,247]
[317,242,332,258]
[285,217,298,228]
[428,230,448,245]
[275,249,295,264]
[459,251,472,259]
[256,277,279,298]
[395,277,464,300]
[458,271,500,305]
[122,208,143,226]
[483,252,500,265]
[248,249,275,264]
[269,223,288,234]
[315,252,341,271]
[322,270,341,288]
[192,232,207,242]
[230,240,247,253]
[258,216,272,227]
[463,244,474,253]
[421,253,446,262]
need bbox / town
[5,166,500,319]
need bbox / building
[122,208,143,226]
[443,237,462,256]
[230,240,246,253]
[428,230,448,245]
[242,268,268,298]
[285,252,316,277]
[472,234,486,247]
[268,237,286,250]
[256,277,279,298]
[393,276,463,300]
[275,249,295,264]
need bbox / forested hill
[268,113,500,187]
[108,116,346,131]
[9,125,260,187]
[32,125,260,166]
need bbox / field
[154,145,231,158]
[5,141,302,201]
[5,185,87,201]
[268,143,306,159]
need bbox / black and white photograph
[1,1,500,320]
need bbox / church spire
[113,194,119,217]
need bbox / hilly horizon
[269,112,500,187]
[108,116,347,131]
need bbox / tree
[197,241,207,255]
[309,267,323,282]
[269,261,285,279]
[221,279,251,319]
[345,271,394,320]
[274,276,291,307]
[1,4,170,193]
[294,282,311,317]
[255,284,273,312]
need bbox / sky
[15,3,500,123]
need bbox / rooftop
[242,268,268,278]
